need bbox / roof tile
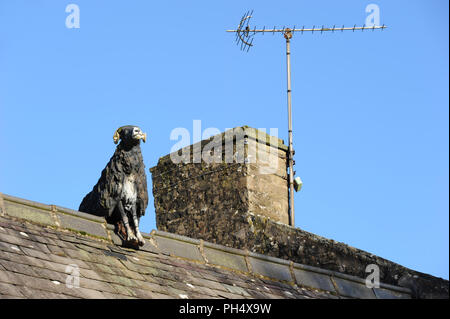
[0,282,25,298]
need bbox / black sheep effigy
[79,125,148,248]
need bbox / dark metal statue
[79,125,148,248]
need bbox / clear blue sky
[0,1,448,280]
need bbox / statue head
[113,125,147,145]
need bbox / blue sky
[0,1,448,280]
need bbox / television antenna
[227,10,387,227]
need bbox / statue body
[79,125,148,248]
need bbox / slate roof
[0,193,412,299]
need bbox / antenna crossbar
[227,25,387,34]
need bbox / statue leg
[131,205,145,246]
[117,200,137,242]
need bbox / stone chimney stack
[150,126,290,247]
[149,126,450,298]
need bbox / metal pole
[285,29,295,227]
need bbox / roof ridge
[0,192,413,299]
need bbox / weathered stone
[222,283,251,296]
[77,276,117,293]
[373,287,411,299]
[203,247,248,272]
[139,235,160,254]
[249,257,293,282]
[154,235,203,261]
[293,268,336,293]
[332,277,376,299]
[17,285,74,299]
[57,213,108,240]
[0,231,37,249]
[3,200,56,227]
[0,281,24,297]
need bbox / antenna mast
[227,11,387,227]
